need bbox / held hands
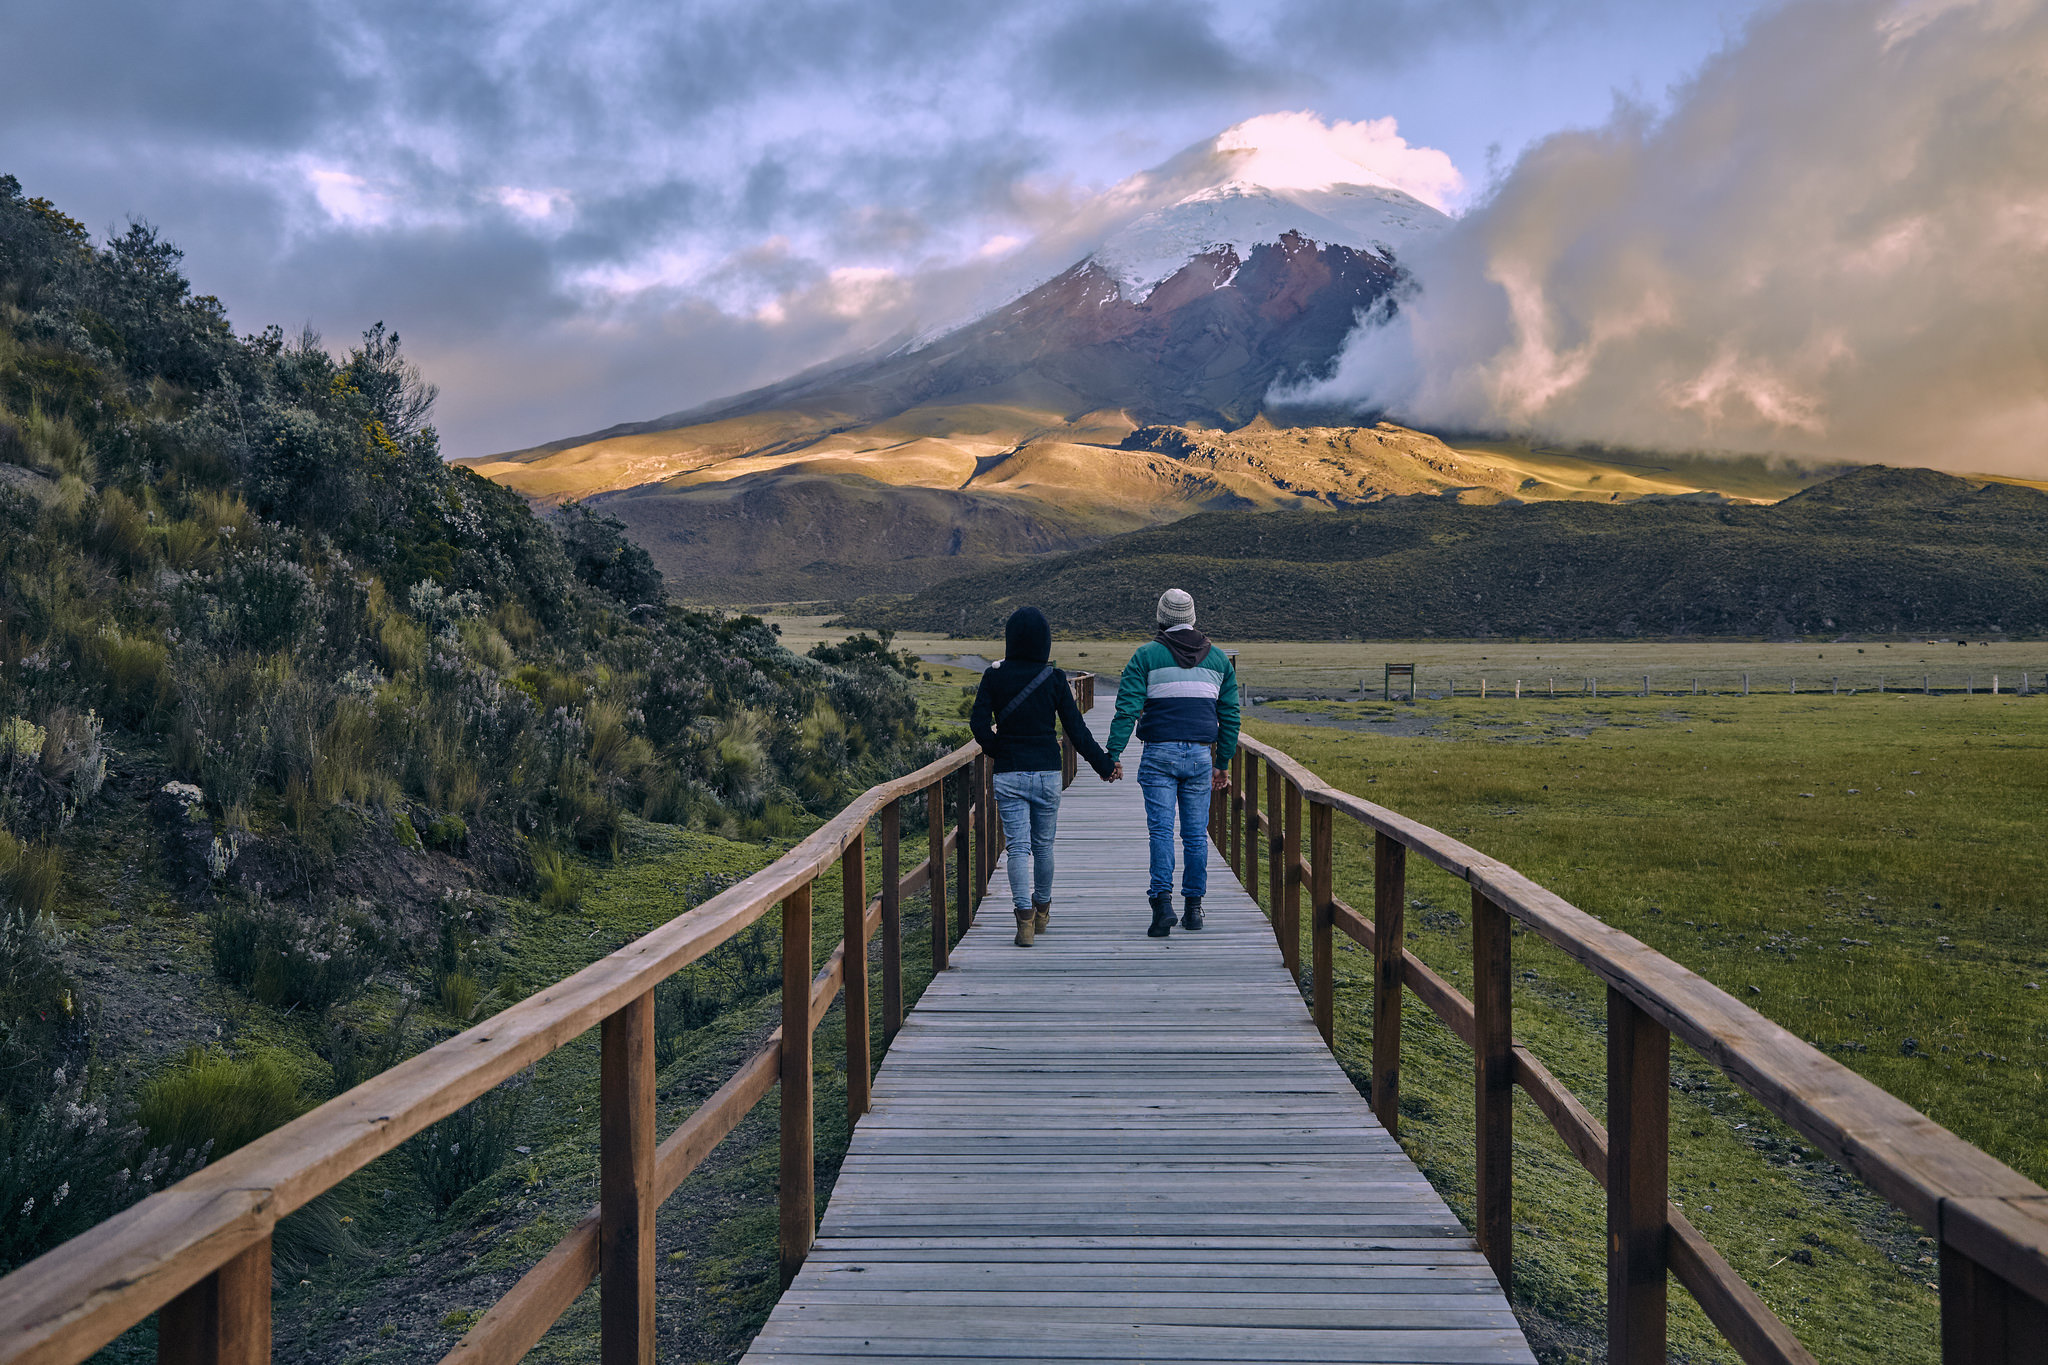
[1211,767,1230,792]
[1104,761,1125,783]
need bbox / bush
[653,969,721,1069]
[532,846,581,912]
[0,1070,194,1275]
[318,987,416,1096]
[423,813,467,852]
[136,1045,307,1162]
[405,1076,526,1211]
[209,898,377,1015]
[0,831,63,918]
[0,900,78,1113]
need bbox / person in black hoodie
[969,607,1118,946]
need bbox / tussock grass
[1253,691,2048,1362]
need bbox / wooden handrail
[0,675,1095,1365]
[1230,730,2048,1364]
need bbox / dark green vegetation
[848,465,2048,640]
[0,172,938,1327]
[1253,692,2047,1362]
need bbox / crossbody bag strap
[994,665,1059,725]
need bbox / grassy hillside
[846,465,2048,639]
[0,173,937,1296]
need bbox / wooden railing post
[1608,985,1669,1363]
[1220,749,1236,875]
[1265,761,1282,934]
[1282,779,1302,979]
[157,1234,271,1365]
[1372,832,1407,1139]
[1473,888,1513,1289]
[600,991,656,1363]
[1243,751,1260,906]
[880,801,903,1042]
[1940,1237,2048,1362]
[1310,801,1334,1046]
[779,880,815,1287]
[928,780,948,972]
[843,830,870,1125]
[955,763,973,940]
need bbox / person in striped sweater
[1104,588,1239,938]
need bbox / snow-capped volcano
[913,112,1457,341]
[1091,178,1449,303]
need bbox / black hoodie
[969,607,1113,777]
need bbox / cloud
[0,0,1739,457]
[1291,0,2048,474]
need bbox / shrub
[424,813,467,852]
[391,811,422,851]
[436,971,481,1022]
[319,986,416,1096]
[0,899,78,1113]
[405,1075,526,1211]
[136,1045,307,1162]
[209,898,377,1015]
[532,846,581,912]
[0,707,107,836]
[653,969,721,1068]
[0,831,63,918]
[88,628,172,725]
[0,1070,195,1275]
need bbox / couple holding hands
[967,588,1240,946]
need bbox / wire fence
[1359,669,2047,700]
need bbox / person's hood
[1157,625,1211,669]
[1004,606,1052,663]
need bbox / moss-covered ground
[1243,691,2047,1363]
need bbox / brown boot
[1014,912,1034,947]
[1032,900,1050,934]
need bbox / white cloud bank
[1289,0,2048,474]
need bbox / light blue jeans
[1137,741,1212,901]
[993,770,1061,913]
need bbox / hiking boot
[1014,912,1034,947]
[1181,897,1204,931]
[1032,900,1050,934]
[1147,895,1175,938]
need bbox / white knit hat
[1156,588,1196,627]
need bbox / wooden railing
[1217,730,2048,1364]
[0,672,1094,1365]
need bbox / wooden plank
[928,782,948,973]
[780,881,815,1287]
[1372,832,1406,1140]
[154,1234,268,1365]
[1607,986,1667,1364]
[599,992,655,1365]
[1472,888,1512,1289]
[1309,803,1333,1046]
[842,832,870,1125]
[880,802,902,1042]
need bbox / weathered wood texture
[741,699,1533,1365]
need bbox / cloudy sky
[1,0,1775,457]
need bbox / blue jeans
[1136,742,1211,901]
[993,770,1061,913]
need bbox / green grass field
[1242,691,2047,1362]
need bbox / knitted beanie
[1156,588,1196,628]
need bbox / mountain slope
[842,466,2048,640]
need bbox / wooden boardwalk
[741,700,1534,1364]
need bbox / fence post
[1472,888,1513,1289]
[1266,761,1283,937]
[601,990,657,1359]
[1941,1237,2048,1362]
[928,780,948,972]
[1607,986,1669,1363]
[1230,747,1245,876]
[1282,780,1303,979]
[982,756,997,894]
[1310,801,1334,1046]
[156,1235,272,1365]
[881,801,903,1042]
[779,880,815,1287]
[1372,832,1406,1139]
[1243,751,1261,904]
[843,830,870,1125]
[955,763,972,941]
